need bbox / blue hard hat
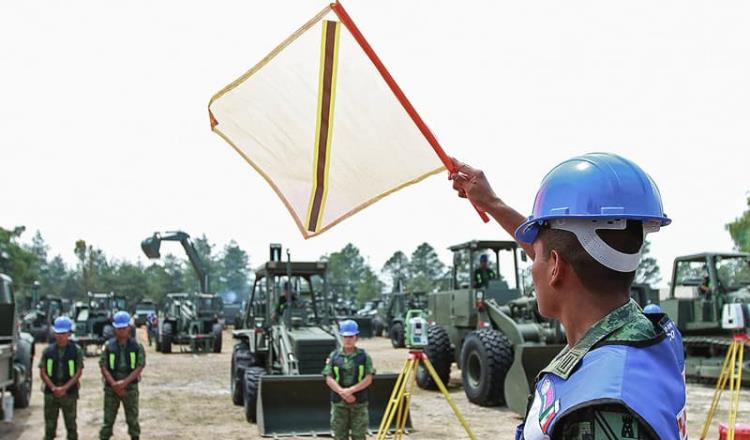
[113,311,131,329]
[479,254,489,263]
[643,304,662,314]
[52,316,73,334]
[515,153,671,244]
[339,319,359,336]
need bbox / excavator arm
[141,231,210,293]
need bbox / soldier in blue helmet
[39,316,84,440]
[99,311,146,440]
[323,319,376,440]
[450,153,686,440]
[473,253,497,288]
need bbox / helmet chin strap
[549,219,660,273]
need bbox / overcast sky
[2,0,748,288]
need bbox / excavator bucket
[503,343,565,415]
[257,373,410,436]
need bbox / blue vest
[518,315,687,440]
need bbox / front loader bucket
[503,343,565,415]
[257,373,410,437]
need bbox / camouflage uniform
[537,300,660,440]
[39,343,84,440]
[322,347,376,440]
[98,338,146,440]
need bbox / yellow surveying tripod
[376,349,477,440]
[699,332,748,440]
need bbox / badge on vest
[676,405,687,440]
[537,378,560,433]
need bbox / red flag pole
[331,1,489,223]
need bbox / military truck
[133,298,157,327]
[71,291,122,355]
[382,291,428,348]
[660,252,750,385]
[155,292,223,353]
[417,240,566,415]
[142,231,224,354]
[230,244,406,436]
[21,295,64,342]
[0,273,35,419]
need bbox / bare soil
[0,328,745,439]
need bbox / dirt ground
[1,327,747,439]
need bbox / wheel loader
[230,244,408,436]
[417,240,566,416]
[660,252,750,385]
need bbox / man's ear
[548,249,567,288]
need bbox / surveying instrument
[376,310,477,440]
[699,303,750,440]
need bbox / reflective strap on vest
[109,353,116,370]
[68,359,76,377]
[47,358,54,377]
[358,364,365,382]
[333,366,340,382]
[130,352,136,369]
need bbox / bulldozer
[660,252,750,385]
[417,240,566,416]
[141,231,223,354]
[230,244,408,436]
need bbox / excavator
[141,231,223,353]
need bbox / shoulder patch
[538,378,561,434]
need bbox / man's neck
[57,341,68,348]
[116,336,129,345]
[560,291,629,347]
[342,346,356,354]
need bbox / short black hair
[537,220,643,294]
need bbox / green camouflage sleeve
[77,346,84,370]
[98,346,108,369]
[556,404,657,440]
[322,350,335,376]
[137,343,146,368]
[365,352,376,376]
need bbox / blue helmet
[52,316,73,334]
[643,304,662,314]
[113,311,131,329]
[514,153,670,272]
[339,319,359,337]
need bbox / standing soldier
[40,316,83,440]
[99,311,145,440]
[323,320,375,440]
[451,153,686,439]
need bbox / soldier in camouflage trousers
[323,320,375,440]
[40,317,84,440]
[99,311,146,440]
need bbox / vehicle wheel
[416,325,454,390]
[244,367,265,423]
[231,346,256,405]
[162,323,173,354]
[372,317,385,337]
[212,323,223,353]
[390,322,405,348]
[460,329,513,406]
[12,339,33,408]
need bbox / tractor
[230,244,406,436]
[417,240,566,416]
[660,252,750,385]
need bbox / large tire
[372,317,385,337]
[11,339,33,408]
[212,323,223,354]
[231,345,256,406]
[243,367,265,423]
[390,322,405,348]
[460,328,513,406]
[161,323,173,354]
[416,325,454,390]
